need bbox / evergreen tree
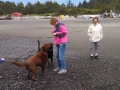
[16,2,24,13]
[67,0,74,8]
[82,0,88,8]
[34,1,43,14]
[0,0,120,15]
[77,2,82,8]
[3,1,16,14]
[25,2,35,14]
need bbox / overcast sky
[3,0,89,5]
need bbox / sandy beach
[0,18,120,90]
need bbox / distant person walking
[50,17,68,74]
[87,17,103,60]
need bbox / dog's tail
[11,61,27,66]
[37,40,40,52]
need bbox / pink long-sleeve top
[52,23,68,45]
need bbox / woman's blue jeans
[56,43,66,69]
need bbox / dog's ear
[41,45,47,51]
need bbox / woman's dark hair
[92,17,99,23]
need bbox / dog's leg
[48,60,50,67]
[41,64,46,76]
[32,74,38,81]
[27,70,31,79]
[30,67,39,81]
[51,57,54,67]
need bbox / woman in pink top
[50,17,68,74]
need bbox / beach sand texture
[0,18,120,90]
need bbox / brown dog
[11,43,52,81]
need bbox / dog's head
[48,43,53,49]
[41,43,53,52]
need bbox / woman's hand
[52,33,57,36]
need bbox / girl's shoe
[58,69,67,74]
[53,67,60,72]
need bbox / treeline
[81,0,120,12]
[0,0,120,16]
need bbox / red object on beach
[12,12,23,17]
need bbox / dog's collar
[43,48,48,54]
[43,51,48,55]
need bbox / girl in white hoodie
[87,17,103,60]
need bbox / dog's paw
[32,78,39,81]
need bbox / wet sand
[0,18,120,90]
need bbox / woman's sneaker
[95,56,99,59]
[90,56,94,60]
[58,69,67,74]
[53,67,60,72]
